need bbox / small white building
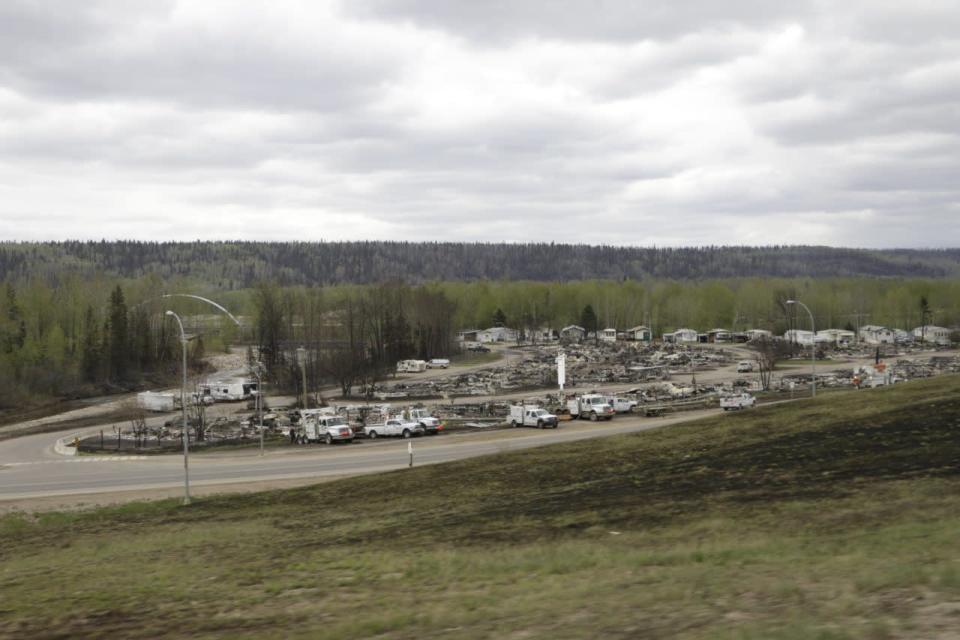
[860,325,895,345]
[477,327,519,343]
[627,325,652,342]
[784,329,818,346]
[744,329,774,341]
[816,329,856,346]
[526,327,556,343]
[560,325,586,342]
[663,328,699,344]
[707,328,732,343]
[457,329,481,343]
[600,328,618,343]
[912,325,952,345]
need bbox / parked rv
[509,405,558,428]
[567,394,615,421]
[137,391,176,412]
[200,379,258,402]
[396,359,428,373]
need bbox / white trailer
[200,379,258,402]
[567,394,615,421]
[396,359,428,373]
[137,391,176,412]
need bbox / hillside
[2,241,960,286]
[1,376,958,638]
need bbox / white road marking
[3,456,149,466]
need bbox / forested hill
[1,242,959,286]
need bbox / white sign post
[408,441,414,468]
[556,351,566,391]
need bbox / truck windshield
[325,417,345,426]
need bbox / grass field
[1,376,959,639]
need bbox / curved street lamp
[786,299,816,397]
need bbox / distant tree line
[2,271,958,409]
[2,241,960,287]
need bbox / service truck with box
[509,405,559,429]
[567,394,616,421]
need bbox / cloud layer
[1,0,958,246]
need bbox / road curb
[54,433,81,457]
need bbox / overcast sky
[1,1,958,246]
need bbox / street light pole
[297,347,307,409]
[165,310,191,505]
[251,363,264,457]
[786,300,816,397]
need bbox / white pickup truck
[509,406,559,429]
[364,418,423,440]
[604,396,638,413]
[720,393,756,411]
[567,394,615,421]
[406,408,443,435]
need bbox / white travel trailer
[137,391,176,412]
[396,359,428,373]
[199,379,258,402]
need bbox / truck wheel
[368,431,378,440]
[537,420,545,429]
[325,434,333,445]
[402,429,411,439]
[511,420,518,428]
[589,412,598,422]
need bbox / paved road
[0,410,718,502]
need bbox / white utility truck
[567,394,615,421]
[364,418,423,439]
[406,408,443,435]
[426,359,450,369]
[509,405,559,429]
[720,392,756,410]
[736,360,755,373]
[301,412,355,444]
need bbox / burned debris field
[2,375,958,639]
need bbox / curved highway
[0,410,718,504]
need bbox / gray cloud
[0,1,957,247]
